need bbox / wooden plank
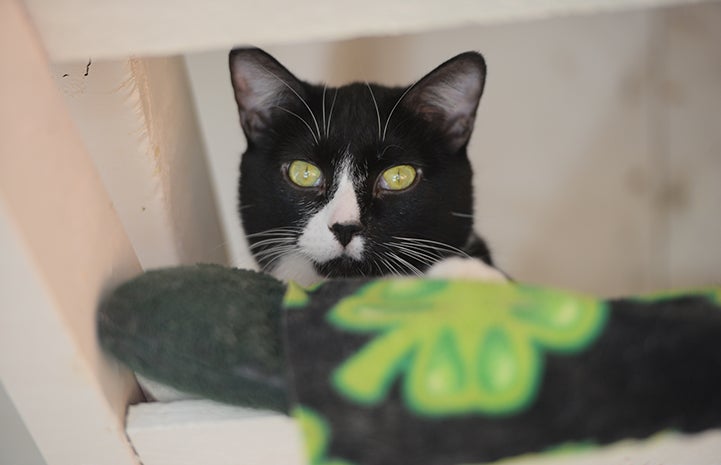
[53,57,228,269]
[0,0,141,463]
[652,3,721,289]
[126,400,304,465]
[125,400,721,465]
[23,0,715,63]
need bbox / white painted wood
[23,0,716,63]
[506,430,721,465]
[125,400,721,465]
[0,2,141,464]
[653,3,721,289]
[53,57,228,269]
[126,400,304,465]
[0,384,46,465]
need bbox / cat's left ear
[229,47,307,144]
[403,52,486,152]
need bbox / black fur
[286,283,721,465]
[230,48,492,278]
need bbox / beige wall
[186,2,721,296]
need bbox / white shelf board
[126,400,304,465]
[23,0,716,62]
[126,398,721,465]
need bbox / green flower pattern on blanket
[327,280,607,416]
[293,406,355,465]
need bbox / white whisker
[387,251,423,277]
[382,80,418,141]
[388,242,441,267]
[322,84,327,137]
[274,106,319,144]
[393,236,471,259]
[258,64,322,141]
[366,81,382,140]
[379,144,403,160]
[326,88,339,138]
[246,226,303,238]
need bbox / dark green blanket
[98,264,721,465]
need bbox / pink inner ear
[402,55,485,150]
[423,69,483,123]
[232,62,285,114]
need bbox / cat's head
[230,48,490,284]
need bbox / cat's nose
[330,222,363,247]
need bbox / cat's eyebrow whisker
[321,84,327,138]
[326,88,339,138]
[274,105,319,144]
[378,144,403,160]
[450,211,474,219]
[365,81,382,140]
[258,63,322,141]
[382,80,418,141]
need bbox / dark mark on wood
[84,58,92,77]
[62,74,69,78]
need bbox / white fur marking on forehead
[329,162,361,225]
[297,162,364,264]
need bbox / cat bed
[98,264,721,465]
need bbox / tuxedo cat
[229,48,506,286]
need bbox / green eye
[288,160,323,188]
[379,165,417,191]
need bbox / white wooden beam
[124,400,721,465]
[126,400,304,465]
[0,0,141,463]
[53,57,228,269]
[22,0,716,63]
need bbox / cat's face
[230,48,490,284]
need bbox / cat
[229,48,506,286]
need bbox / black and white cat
[229,48,506,286]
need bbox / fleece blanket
[97,265,721,465]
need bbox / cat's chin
[315,256,377,279]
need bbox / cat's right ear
[229,48,305,143]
